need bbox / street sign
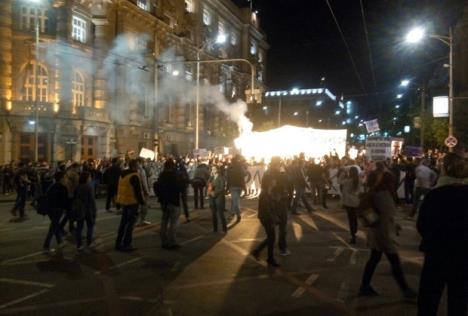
[444,136,458,148]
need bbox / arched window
[23,63,48,102]
[72,70,85,108]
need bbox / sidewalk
[0,193,16,203]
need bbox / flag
[364,119,380,133]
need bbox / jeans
[105,186,118,210]
[115,205,139,248]
[361,249,409,291]
[139,200,148,223]
[12,186,27,217]
[160,204,180,247]
[291,186,313,213]
[404,179,414,204]
[278,209,288,252]
[76,213,95,248]
[192,182,205,208]
[345,206,358,239]
[254,217,276,263]
[230,187,242,218]
[210,195,227,232]
[418,253,467,316]
[43,208,63,248]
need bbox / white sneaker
[279,250,291,256]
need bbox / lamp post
[399,79,426,149]
[195,34,226,150]
[406,27,454,151]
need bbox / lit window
[137,0,149,11]
[203,6,212,25]
[185,0,194,13]
[218,20,225,36]
[20,6,48,32]
[23,63,48,102]
[250,40,257,55]
[72,70,85,109]
[230,30,238,45]
[72,16,87,43]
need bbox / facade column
[0,0,13,164]
[92,17,109,110]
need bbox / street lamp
[27,0,42,161]
[195,34,226,149]
[400,79,410,87]
[405,26,454,151]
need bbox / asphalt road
[0,194,446,316]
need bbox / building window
[137,0,149,11]
[230,31,238,46]
[250,40,257,55]
[81,136,97,160]
[203,6,212,25]
[72,70,85,109]
[185,70,193,81]
[185,0,194,13]
[20,6,48,32]
[19,133,47,161]
[71,16,87,43]
[23,63,48,102]
[218,19,226,36]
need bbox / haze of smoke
[42,32,253,134]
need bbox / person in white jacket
[137,158,151,226]
[410,159,437,218]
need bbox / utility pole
[420,85,426,149]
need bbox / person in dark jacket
[104,158,121,212]
[74,172,97,251]
[177,159,191,222]
[192,162,210,209]
[43,171,68,253]
[417,153,468,316]
[252,157,289,267]
[155,158,184,249]
[10,162,30,221]
[115,159,144,251]
[226,155,246,222]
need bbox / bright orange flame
[234,125,347,162]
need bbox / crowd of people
[1,149,467,315]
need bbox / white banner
[139,148,155,160]
[365,137,392,161]
[433,96,449,118]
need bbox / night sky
[233,0,465,117]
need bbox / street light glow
[396,94,403,99]
[406,27,425,43]
[400,79,410,87]
[335,110,341,115]
[293,111,299,116]
[316,101,323,106]
[216,34,227,44]
[262,106,268,110]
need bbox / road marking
[94,257,142,275]
[0,278,54,288]
[180,235,204,246]
[0,297,104,314]
[291,274,319,298]
[350,249,358,265]
[299,215,320,231]
[0,289,49,310]
[168,274,272,290]
[313,211,366,240]
[120,296,160,304]
[231,238,263,243]
[1,251,45,265]
[292,222,303,241]
[327,247,345,262]
[331,232,356,250]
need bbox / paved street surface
[0,195,446,315]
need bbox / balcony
[77,107,110,123]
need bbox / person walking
[10,162,30,221]
[410,158,437,218]
[154,158,184,249]
[73,172,97,251]
[177,160,191,223]
[341,166,362,244]
[417,153,468,316]
[290,159,314,214]
[359,167,416,299]
[43,171,68,253]
[115,159,145,251]
[60,163,80,234]
[136,158,151,226]
[103,158,121,212]
[191,162,210,209]
[208,165,227,233]
[252,157,287,267]
[226,155,246,222]
[403,157,416,204]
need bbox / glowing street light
[395,104,401,109]
[405,26,454,150]
[396,94,403,99]
[315,100,323,106]
[400,79,410,87]
[172,70,180,76]
[262,106,268,110]
[293,111,299,116]
[405,27,425,43]
[216,33,227,44]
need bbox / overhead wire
[359,0,377,91]
[325,0,367,94]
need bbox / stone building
[0,0,268,164]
